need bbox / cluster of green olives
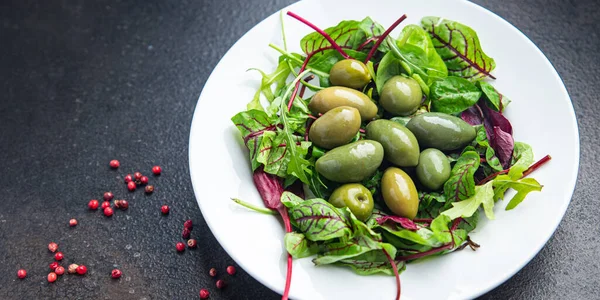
[310,59,476,221]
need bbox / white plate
[189,0,579,299]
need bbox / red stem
[356,36,379,51]
[287,55,312,111]
[298,75,314,99]
[397,243,454,262]
[279,207,293,300]
[478,154,552,185]
[286,11,350,59]
[364,14,407,63]
[359,128,366,133]
[413,218,433,223]
[383,249,401,300]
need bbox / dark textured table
[1,0,598,299]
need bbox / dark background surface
[0,0,598,299]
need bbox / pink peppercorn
[152,166,161,175]
[227,265,236,275]
[109,160,120,169]
[111,269,122,279]
[176,242,185,252]
[88,199,99,210]
[127,181,136,191]
[54,266,65,276]
[199,289,210,299]
[17,269,27,279]
[140,176,149,185]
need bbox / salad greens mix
[231,11,550,300]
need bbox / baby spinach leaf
[395,24,448,85]
[443,151,481,204]
[478,81,511,112]
[231,110,278,171]
[442,181,495,220]
[375,51,403,94]
[422,17,496,81]
[284,232,318,259]
[288,198,352,241]
[430,76,482,114]
[335,250,406,276]
[493,175,543,210]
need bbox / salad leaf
[493,175,543,210]
[285,232,318,259]
[394,24,448,85]
[472,125,503,172]
[256,131,312,179]
[478,81,511,112]
[361,169,384,197]
[247,59,293,110]
[375,52,404,94]
[443,181,495,220]
[231,110,278,171]
[443,151,481,204]
[335,251,406,276]
[511,142,534,171]
[288,198,352,241]
[422,17,496,81]
[430,76,482,114]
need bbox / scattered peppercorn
[161,205,170,215]
[47,272,57,283]
[103,192,114,201]
[118,200,129,210]
[176,242,185,252]
[109,160,120,169]
[127,181,137,191]
[133,172,142,181]
[152,165,162,175]
[48,242,58,253]
[216,279,227,289]
[104,207,114,217]
[54,252,64,261]
[69,218,78,227]
[140,176,149,185]
[54,266,65,276]
[49,262,59,271]
[183,220,193,230]
[17,269,27,279]
[226,265,236,276]
[88,199,99,210]
[199,289,210,299]
[111,269,122,279]
[68,264,79,274]
[187,239,197,248]
[124,174,133,183]
[76,265,87,275]
[101,201,111,210]
[145,185,154,194]
[182,228,191,239]
[209,268,217,277]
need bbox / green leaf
[247,59,293,111]
[478,81,511,111]
[231,110,278,171]
[361,169,383,197]
[422,17,496,81]
[284,232,318,259]
[280,191,305,208]
[493,175,543,210]
[288,198,352,241]
[509,142,534,178]
[442,181,495,220]
[335,251,406,276]
[375,51,404,94]
[472,125,503,172]
[430,76,482,114]
[443,151,481,203]
[394,24,448,85]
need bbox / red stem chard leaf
[376,216,419,231]
[442,181,495,220]
[477,81,511,112]
[288,198,353,241]
[336,250,406,276]
[510,142,534,177]
[284,232,319,259]
[231,110,278,171]
[443,151,481,204]
[430,76,482,114]
[422,17,496,81]
[472,125,503,172]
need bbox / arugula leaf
[231,110,278,171]
[478,81,511,112]
[422,17,496,81]
[395,24,448,85]
[442,181,495,220]
[247,59,292,111]
[443,151,480,204]
[361,169,383,197]
[430,76,482,114]
[284,232,318,259]
[493,173,543,210]
[288,198,352,241]
[376,215,452,248]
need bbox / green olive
[309,106,361,149]
[365,119,420,167]
[416,148,451,190]
[329,183,374,221]
[380,76,423,116]
[381,167,419,219]
[329,59,372,89]
[309,87,378,121]
[315,140,384,183]
[406,112,476,150]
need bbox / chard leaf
[443,181,495,220]
[288,198,352,241]
[376,216,419,231]
[231,110,278,171]
[493,175,543,210]
[443,151,480,204]
[336,251,406,276]
[472,125,503,172]
[247,59,292,110]
[430,76,482,114]
[422,17,496,81]
[256,131,311,178]
[510,142,534,177]
[376,216,451,248]
[284,232,318,259]
[394,24,448,85]
[478,81,511,112]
